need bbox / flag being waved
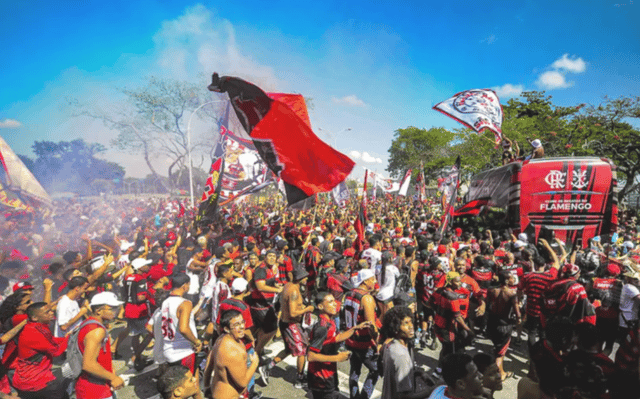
[433,89,503,142]
[208,73,355,205]
[398,169,412,196]
[196,157,225,226]
[439,156,461,236]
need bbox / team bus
[456,157,618,247]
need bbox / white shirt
[185,259,200,295]
[376,265,400,302]
[619,283,640,327]
[148,308,166,364]
[362,248,382,275]
[55,295,81,337]
[161,296,198,362]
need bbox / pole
[186,100,225,209]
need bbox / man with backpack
[75,292,125,399]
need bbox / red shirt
[76,318,112,399]
[13,322,68,392]
[1,314,28,370]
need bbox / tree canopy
[21,139,125,194]
[387,91,640,200]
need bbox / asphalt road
[107,327,531,399]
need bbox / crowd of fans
[0,195,638,399]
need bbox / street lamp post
[318,127,352,148]
[186,100,225,209]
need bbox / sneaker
[294,378,307,389]
[258,365,269,385]
[134,357,153,372]
[249,390,263,399]
[432,368,443,380]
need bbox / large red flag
[208,73,355,205]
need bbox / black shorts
[487,316,513,357]
[250,305,278,333]
[418,301,434,320]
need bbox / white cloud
[480,34,496,44]
[332,95,366,107]
[376,158,382,164]
[361,152,377,163]
[492,84,524,98]
[551,54,587,73]
[0,119,22,128]
[153,4,281,90]
[536,70,573,90]
[535,54,587,91]
[349,150,361,160]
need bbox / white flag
[433,89,503,142]
[398,169,412,196]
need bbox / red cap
[606,263,621,276]
[438,245,447,254]
[13,282,34,292]
[455,227,462,237]
[395,227,402,233]
[343,248,356,257]
[562,263,580,277]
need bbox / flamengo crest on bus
[544,170,588,190]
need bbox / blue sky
[1,0,639,179]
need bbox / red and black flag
[453,198,489,217]
[354,200,367,254]
[207,73,355,205]
[439,156,461,236]
[196,157,225,226]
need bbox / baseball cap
[514,240,526,249]
[606,263,621,276]
[437,245,447,254]
[12,281,34,292]
[517,233,528,242]
[352,269,375,287]
[120,241,135,252]
[231,278,249,294]
[131,258,153,270]
[90,292,124,307]
[562,263,581,277]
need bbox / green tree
[69,76,226,189]
[387,127,456,179]
[30,139,125,193]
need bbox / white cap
[90,292,123,307]
[120,241,134,252]
[231,278,249,294]
[352,269,376,287]
[517,233,528,242]
[131,258,152,270]
[514,240,526,249]
[90,256,105,272]
[531,139,542,148]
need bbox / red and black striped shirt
[522,268,559,317]
[307,314,339,393]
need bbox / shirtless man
[485,271,521,381]
[259,266,314,387]
[208,310,259,399]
